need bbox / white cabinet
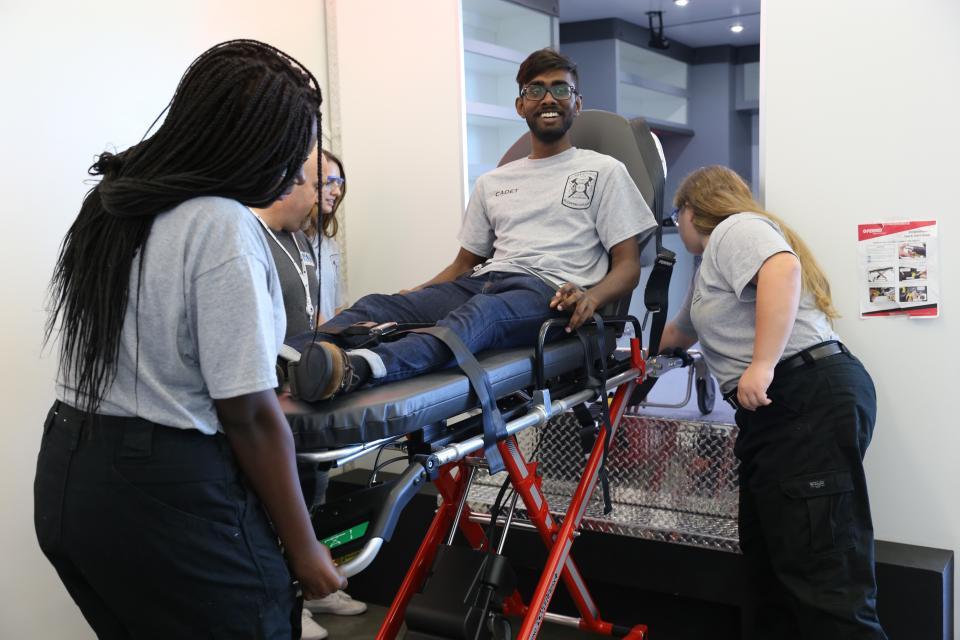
[618,40,690,126]
[461,0,558,195]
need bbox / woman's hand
[549,283,600,332]
[291,543,347,600]
[737,362,775,410]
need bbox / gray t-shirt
[458,147,657,288]
[673,213,838,393]
[260,226,320,340]
[57,196,286,434]
[317,233,345,322]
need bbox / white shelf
[462,0,552,53]
[620,82,688,126]
[619,71,688,98]
[619,40,688,90]
[464,52,520,107]
[463,38,526,64]
[461,0,556,200]
[466,101,520,121]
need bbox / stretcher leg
[510,383,646,639]
[377,462,512,639]
[377,381,648,639]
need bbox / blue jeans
[312,272,560,384]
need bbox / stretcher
[280,112,685,640]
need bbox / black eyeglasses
[520,83,576,102]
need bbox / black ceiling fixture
[647,11,670,49]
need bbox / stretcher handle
[339,537,383,578]
[367,462,428,542]
[534,315,642,389]
[336,461,427,578]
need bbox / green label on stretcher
[321,521,369,550]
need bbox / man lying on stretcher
[289,48,657,401]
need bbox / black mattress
[282,334,620,450]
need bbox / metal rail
[335,368,639,576]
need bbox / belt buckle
[723,389,741,411]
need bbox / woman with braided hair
[36,40,343,638]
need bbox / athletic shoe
[299,342,365,401]
[305,590,368,616]
[301,608,328,640]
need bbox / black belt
[723,341,848,410]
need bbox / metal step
[467,413,741,553]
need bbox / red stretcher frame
[375,339,649,640]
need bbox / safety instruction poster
[858,220,939,318]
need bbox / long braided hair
[46,39,322,413]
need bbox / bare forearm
[217,392,320,566]
[660,321,698,352]
[586,260,641,309]
[753,254,801,367]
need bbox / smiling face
[515,69,581,144]
[321,157,342,216]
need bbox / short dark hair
[516,48,579,91]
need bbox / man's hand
[550,283,600,332]
[737,362,774,411]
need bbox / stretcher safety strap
[573,314,614,515]
[408,326,508,474]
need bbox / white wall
[762,0,959,633]
[329,0,466,300]
[0,2,327,637]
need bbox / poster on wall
[858,220,939,318]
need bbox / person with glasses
[288,48,657,402]
[658,166,887,640]
[301,149,348,325]
[297,149,370,630]
[253,145,321,341]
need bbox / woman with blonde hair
[660,165,887,639]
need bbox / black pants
[34,402,300,639]
[734,351,887,640]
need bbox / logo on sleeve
[561,171,598,210]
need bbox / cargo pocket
[780,471,855,555]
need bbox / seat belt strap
[408,326,508,474]
[644,248,676,357]
[573,315,614,515]
[630,251,674,407]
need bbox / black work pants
[34,402,300,639]
[734,352,887,640]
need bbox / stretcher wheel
[696,375,716,415]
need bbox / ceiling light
[730,23,744,33]
[674,0,689,6]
